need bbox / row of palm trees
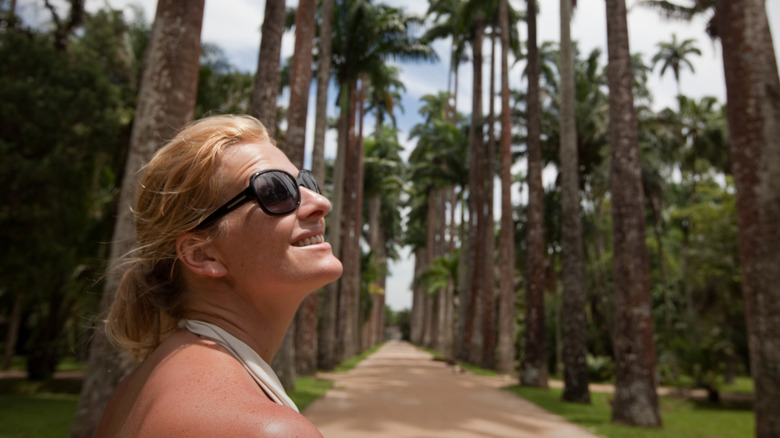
[67,0,780,437]
[404,0,779,434]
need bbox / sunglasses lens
[253,172,300,214]
[299,170,321,194]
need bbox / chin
[321,258,344,284]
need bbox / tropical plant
[651,33,702,96]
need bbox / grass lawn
[0,345,382,437]
[0,393,78,438]
[508,386,754,438]
[289,375,334,411]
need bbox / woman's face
[210,141,343,306]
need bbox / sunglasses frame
[194,169,320,230]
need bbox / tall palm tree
[362,125,405,349]
[327,0,435,362]
[285,0,318,379]
[605,0,661,427]
[521,0,548,388]
[312,0,338,372]
[496,0,516,376]
[70,1,205,436]
[462,2,488,366]
[312,0,335,185]
[409,106,468,354]
[715,1,780,436]
[285,0,317,167]
[250,0,285,138]
[559,0,590,403]
[651,33,701,96]
[424,0,469,121]
[365,64,406,133]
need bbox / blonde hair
[106,114,272,359]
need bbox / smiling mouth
[293,234,325,247]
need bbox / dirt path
[303,341,600,438]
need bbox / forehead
[220,141,297,182]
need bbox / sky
[26,0,780,310]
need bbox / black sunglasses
[194,169,321,230]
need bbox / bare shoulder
[103,331,322,438]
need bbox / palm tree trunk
[309,0,335,366]
[312,0,334,184]
[2,293,22,370]
[521,0,548,388]
[280,0,317,381]
[250,0,285,138]
[605,0,661,427]
[481,22,497,369]
[464,11,486,366]
[285,0,316,167]
[412,248,426,345]
[559,0,590,403]
[69,2,204,436]
[424,188,438,349]
[366,194,386,348]
[337,78,364,360]
[496,0,516,376]
[716,1,780,436]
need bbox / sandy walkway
[304,341,600,438]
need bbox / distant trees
[0,7,126,382]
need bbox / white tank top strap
[180,319,299,412]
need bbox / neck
[181,278,299,363]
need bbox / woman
[94,115,342,437]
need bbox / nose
[297,186,331,220]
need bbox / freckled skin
[94,142,342,437]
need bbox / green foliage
[363,125,407,261]
[586,355,615,383]
[508,386,754,438]
[413,251,459,297]
[195,43,254,118]
[0,21,129,378]
[655,177,743,392]
[386,307,411,340]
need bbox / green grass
[459,361,499,377]
[0,393,78,438]
[334,343,383,372]
[721,376,754,394]
[418,346,499,377]
[0,345,388,437]
[289,375,334,411]
[508,386,754,438]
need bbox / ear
[176,234,227,278]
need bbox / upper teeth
[294,234,324,247]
